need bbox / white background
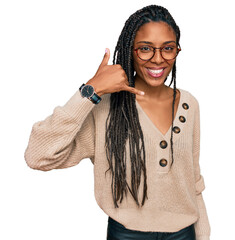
[0,0,234,239]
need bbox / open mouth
[146,67,165,78]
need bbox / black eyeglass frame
[133,43,182,61]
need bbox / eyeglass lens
[137,45,179,60]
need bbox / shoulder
[178,88,200,122]
[179,88,200,109]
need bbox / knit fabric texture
[24,87,211,240]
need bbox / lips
[147,67,166,70]
[146,67,165,78]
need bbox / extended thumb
[105,48,109,55]
[102,48,109,64]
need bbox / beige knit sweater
[24,87,211,240]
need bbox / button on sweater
[24,87,211,240]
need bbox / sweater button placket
[172,102,189,139]
[157,140,170,173]
[156,100,190,173]
[178,102,189,131]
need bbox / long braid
[105,4,181,208]
[169,62,177,167]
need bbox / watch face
[81,85,94,98]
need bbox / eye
[163,46,175,52]
[139,46,152,52]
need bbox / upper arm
[192,97,205,195]
[24,93,96,171]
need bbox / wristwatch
[79,83,102,104]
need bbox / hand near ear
[86,48,144,97]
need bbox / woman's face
[132,21,177,88]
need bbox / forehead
[134,21,176,44]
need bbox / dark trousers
[106,217,196,240]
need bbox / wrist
[79,82,102,104]
[86,79,104,97]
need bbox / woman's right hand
[86,48,145,97]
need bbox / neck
[134,75,170,101]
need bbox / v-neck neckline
[135,88,184,139]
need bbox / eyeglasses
[133,44,181,61]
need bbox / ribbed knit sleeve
[24,89,96,171]
[192,97,211,240]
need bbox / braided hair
[104,4,181,208]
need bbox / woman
[24,4,211,240]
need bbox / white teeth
[148,68,164,74]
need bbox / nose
[150,48,165,64]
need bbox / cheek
[133,60,139,71]
[164,60,175,73]
[168,61,175,71]
[133,58,144,71]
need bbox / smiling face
[132,21,177,89]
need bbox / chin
[145,77,165,87]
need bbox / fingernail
[105,48,108,53]
[140,91,145,95]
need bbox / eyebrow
[136,41,176,45]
